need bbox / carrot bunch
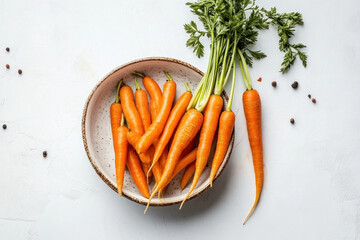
[108,0,306,225]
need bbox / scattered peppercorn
[257,77,262,82]
[2,124,7,130]
[308,94,311,99]
[291,81,298,89]
[290,118,295,124]
[271,81,277,87]
[43,151,48,158]
[6,64,10,69]
[6,47,10,52]
[312,98,316,103]
[18,69,22,75]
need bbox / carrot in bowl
[181,163,196,191]
[120,85,144,135]
[151,82,192,171]
[135,72,176,154]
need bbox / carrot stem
[164,71,173,81]
[238,49,252,90]
[184,82,191,92]
[226,61,236,111]
[120,114,125,127]
[134,76,141,91]
[115,80,123,103]
[133,71,145,78]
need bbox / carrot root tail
[179,184,195,210]
[243,196,260,224]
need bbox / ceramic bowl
[82,57,234,206]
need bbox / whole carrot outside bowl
[82,57,234,206]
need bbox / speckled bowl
[82,57,234,206]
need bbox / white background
[1,0,360,239]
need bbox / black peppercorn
[43,151,48,158]
[290,118,295,124]
[271,81,277,87]
[6,47,10,52]
[291,81,298,89]
[18,69,22,75]
[2,124,7,130]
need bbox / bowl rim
[81,57,234,206]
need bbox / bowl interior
[82,58,234,206]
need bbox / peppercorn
[6,47,10,52]
[312,98,316,103]
[271,81,277,87]
[2,124,7,130]
[18,69,22,75]
[291,81,298,89]
[43,151,48,158]
[290,118,295,124]
[308,94,311,99]
[6,64,10,69]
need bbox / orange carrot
[113,125,129,195]
[242,89,263,224]
[165,147,197,186]
[159,145,168,170]
[141,162,152,179]
[180,133,198,159]
[150,100,158,123]
[145,109,203,213]
[159,147,198,196]
[138,73,162,111]
[110,81,128,195]
[120,85,144,135]
[136,73,176,154]
[134,77,152,130]
[127,146,150,198]
[181,163,195,190]
[181,94,223,209]
[210,110,235,186]
[110,81,123,147]
[126,131,151,164]
[151,82,192,170]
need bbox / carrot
[144,109,203,213]
[134,77,151,130]
[209,110,235,186]
[110,81,123,144]
[151,161,162,185]
[136,72,176,154]
[120,85,144,135]
[166,147,197,186]
[180,133,198,159]
[180,94,223,209]
[181,163,195,191]
[242,89,263,224]
[237,50,264,224]
[141,162,152,179]
[126,131,151,164]
[150,100,158,123]
[127,146,150,198]
[113,124,129,195]
[135,72,163,111]
[151,82,192,170]
[159,145,168,170]
[210,62,237,186]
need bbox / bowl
[81,57,234,206]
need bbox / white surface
[0,0,359,239]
